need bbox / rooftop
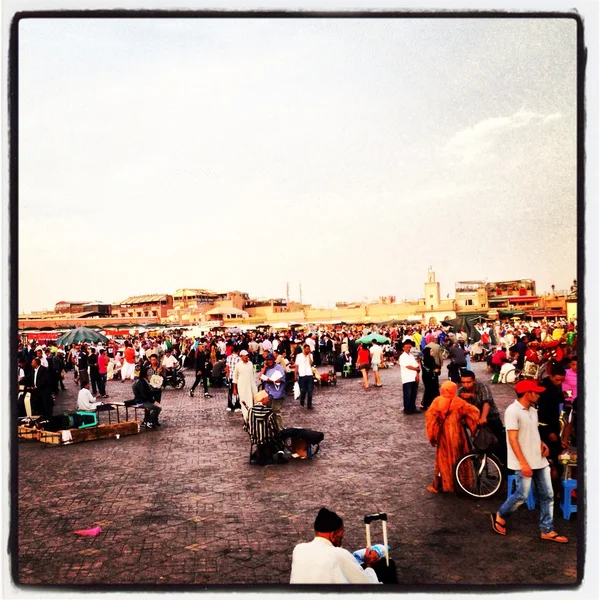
[173,288,223,298]
[114,294,171,305]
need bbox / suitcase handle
[364,512,387,524]
[364,514,389,567]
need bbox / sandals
[541,532,569,543]
[490,513,507,536]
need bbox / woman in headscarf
[425,381,480,493]
[420,347,440,411]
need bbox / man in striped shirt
[225,346,241,412]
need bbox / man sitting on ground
[290,508,380,584]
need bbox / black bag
[372,557,398,585]
[279,427,324,445]
[472,424,498,451]
[279,428,324,458]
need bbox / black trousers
[191,373,208,394]
[98,373,107,396]
[90,369,100,394]
[39,392,53,420]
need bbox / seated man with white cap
[290,508,380,584]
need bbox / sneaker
[226,407,233,412]
[144,422,154,429]
[300,400,305,407]
[234,408,241,413]
[189,390,194,397]
[102,395,109,398]
[204,393,212,398]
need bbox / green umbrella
[56,326,109,346]
[355,333,391,345]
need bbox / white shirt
[504,400,549,471]
[290,537,379,584]
[399,351,418,383]
[33,367,40,387]
[295,352,313,377]
[77,388,102,411]
[305,337,316,352]
[39,355,48,368]
[162,355,178,369]
[262,339,272,352]
[370,345,383,365]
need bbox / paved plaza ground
[15,360,580,588]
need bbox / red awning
[25,332,60,341]
[506,296,538,302]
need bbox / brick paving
[16,361,579,587]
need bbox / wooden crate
[17,426,40,441]
[38,421,141,446]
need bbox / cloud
[442,109,563,164]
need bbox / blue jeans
[498,465,555,533]
[402,382,418,412]
[298,375,314,407]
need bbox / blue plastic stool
[506,474,538,510]
[560,479,577,519]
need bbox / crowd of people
[16,316,579,582]
[17,318,577,426]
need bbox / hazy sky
[18,16,578,312]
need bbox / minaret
[424,268,441,310]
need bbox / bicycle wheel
[454,452,503,498]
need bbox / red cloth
[124,347,136,364]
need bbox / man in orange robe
[425,381,480,493]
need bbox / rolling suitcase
[365,513,398,584]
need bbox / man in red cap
[490,379,568,543]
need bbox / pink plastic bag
[74,526,102,536]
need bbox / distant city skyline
[18,17,578,313]
[20,269,576,314]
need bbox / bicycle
[454,426,504,499]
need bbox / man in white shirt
[77,381,104,412]
[161,349,179,369]
[294,344,314,409]
[262,337,273,353]
[36,348,48,368]
[369,341,384,388]
[290,508,380,584]
[305,334,316,354]
[399,340,420,414]
[491,380,568,543]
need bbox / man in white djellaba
[233,350,258,422]
[290,508,381,584]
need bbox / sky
[17,16,578,313]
